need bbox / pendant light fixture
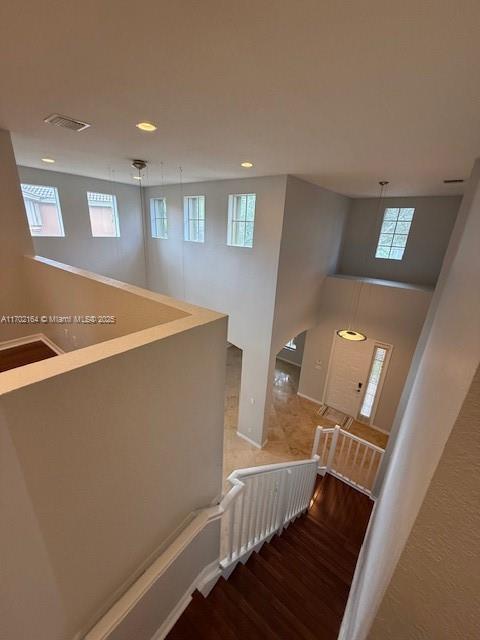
[336,180,389,342]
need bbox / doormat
[317,404,353,429]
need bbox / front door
[324,334,373,418]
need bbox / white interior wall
[277,330,306,367]
[17,166,147,287]
[270,176,349,354]
[338,195,460,286]
[0,130,34,341]
[369,365,480,639]
[23,256,189,352]
[259,175,349,442]
[144,176,287,446]
[1,312,227,640]
[299,276,432,432]
[339,160,480,640]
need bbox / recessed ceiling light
[133,175,142,180]
[241,161,254,168]
[41,157,55,164]
[136,121,157,132]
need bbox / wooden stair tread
[273,529,353,586]
[248,552,341,637]
[191,591,240,640]
[182,596,224,640]
[229,563,318,640]
[213,575,279,639]
[258,543,348,618]
[167,474,373,640]
[283,524,356,576]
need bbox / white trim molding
[83,508,223,640]
[235,430,267,449]
[0,333,64,354]
[297,392,322,405]
[150,560,220,640]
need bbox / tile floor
[223,346,388,480]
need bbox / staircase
[167,474,373,639]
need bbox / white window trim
[227,193,256,248]
[87,192,120,238]
[183,195,206,243]
[21,184,65,237]
[284,338,297,351]
[358,342,393,425]
[150,197,168,239]
[375,207,415,261]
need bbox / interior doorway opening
[277,331,306,371]
[274,331,306,397]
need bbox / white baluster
[311,426,322,460]
[326,425,340,473]
[358,445,369,490]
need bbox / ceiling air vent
[43,113,91,132]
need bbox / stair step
[271,533,351,592]
[301,514,360,556]
[166,609,196,639]
[284,523,356,574]
[210,575,278,639]
[166,475,372,640]
[260,541,349,613]
[281,526,354,584]
[183,594,223,639]
[229,562,318,640]
[248,552,341,638]
[305,512,363,553]
[297,523,359,564]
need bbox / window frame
[150,197,168,239]
[227,193,256,248]
[183,195,206,243]
[86,191,121,238]
[284,338,297,351]
[20,183,65,237]
[375,207,415,261]
[359,342,392,424]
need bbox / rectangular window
[21,184,65,237]
[184,195,205,242]
[227,193,256,248]
[87,192,120,237]
[150,198,168,239]
[360,346,389,420]
[375,207,415,260]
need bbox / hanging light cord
[138,165,150,287]
[179,166,186,301]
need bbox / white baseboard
[150,592,192,640]
[297,392,322,405]
[276,355,301,368]
[368,423,390,436]
[0,333,64,354]
[196,560,222,597]
[235,430,267,449]
[150,560,221,640]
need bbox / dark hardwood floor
[0,340,57,373]
[167,474,373,639]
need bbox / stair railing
[220,457,319,568]
[311,425,385,496]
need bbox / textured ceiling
[0,0,479,195]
